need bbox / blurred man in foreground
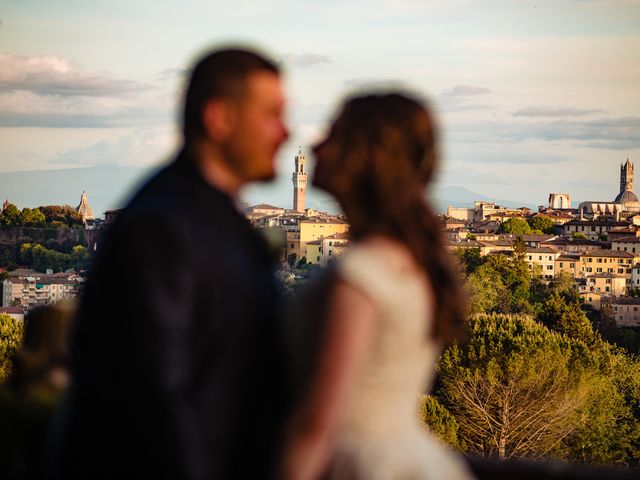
[50,48,290,479]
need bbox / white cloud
[282,52,332,68]
[0,54,172,128]
[50,126,180,167]
[0,53,151,96]
[443,85,491,96]
[513,106,604,117]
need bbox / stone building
[548,193,571,209]
[292,148,307,213]
[577,158,640,218]
[2,272,83,310]
[602,296,640,327]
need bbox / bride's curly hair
[316,92,466,342]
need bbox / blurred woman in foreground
[283,93,474,480]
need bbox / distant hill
[0,165,154,216]
[0,166,540,218]
[431,185,540,213]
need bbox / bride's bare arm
[282,279,377,480]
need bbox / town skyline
[1,0,639,208]
[0,151,636,218]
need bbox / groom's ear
[202,98,237,143]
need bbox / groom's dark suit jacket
[50,149,290,479]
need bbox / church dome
[76,191,95,220]
[614,190,639,204]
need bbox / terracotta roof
[544,238,604,246]
[445,240,483,247]
[5,275,81,285]
[525,247,560,254]
[443,217,468,224]
[589,273,627,279]
[252,203,284,210]
[300,218,348,225]
[565,220,629,227]
[611,236,640,243]
[608,226,637,233]
[323,232,350,240]
[0,307,23,314]
[499,234,557,242]
[603,296,640,305]
[479,240,515,247]
[581,250,635,258]
[557,254,581,261]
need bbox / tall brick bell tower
[292,147,307,213]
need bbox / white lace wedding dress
[328,240,473,480]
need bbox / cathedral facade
[578,158,640,218]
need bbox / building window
[597,268,602,273]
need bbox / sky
[1,0,639,211]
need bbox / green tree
[551,272,580,304]
[0,204,22,227]
[457,247,483,275]
[38,205,83,227]
[513,236,527,260]
[436,313,640,464]
[498,218,532,235]
[564,341,640,464]
[20,207,46,227]
[537,292,594,343]
[465,254,532,314]
[0,313,23,383]
[527,216,556,234]
[571,232,587,240]
[71,245,90,271]
[466,264,508,314]
[437,314,598,460]
[420,395,462,450]
[18,242,79,272]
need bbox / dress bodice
[336,240,439,434]
[329,239,474,480]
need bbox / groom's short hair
[182,48,280,144]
